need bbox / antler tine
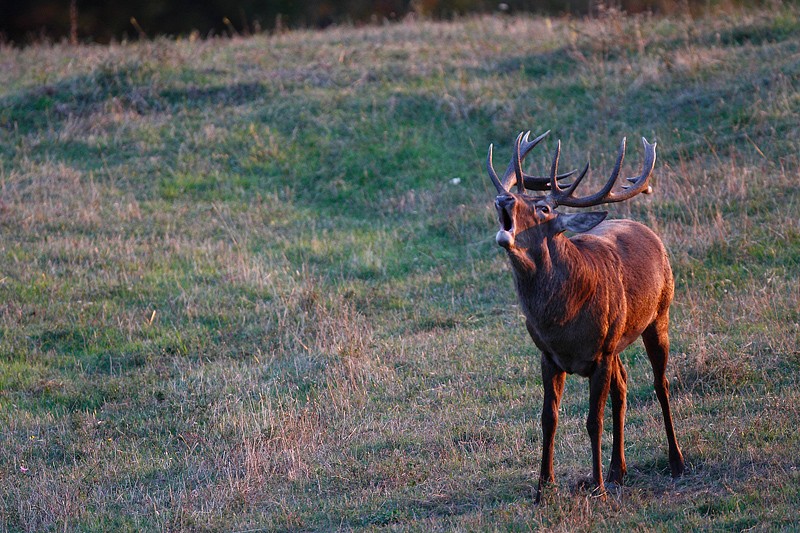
[549,140,563,194]
[596,136,627,198]
[553,159,590,198]
[508,130,552,191]
[488,130,576,194]
[513,131,528,194]
[550,137,656,208]
[551,137,623,207]
[523,168,579,190]
[512,137,577,192]
[624,138,656,195]
[510,130,575,191]
[488,133,527,193]
[487,144,506,194]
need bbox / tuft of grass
[1,4,800,531]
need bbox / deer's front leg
[536,352,566,503]
[587,358,614,497]
[608,354,628,485]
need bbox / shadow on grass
[0,71,270,135]
[346,473,535,528]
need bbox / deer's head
[487,131,656,250]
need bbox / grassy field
[1,4,799,531]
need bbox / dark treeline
[1,0,764,44]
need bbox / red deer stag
[487,130,684,502]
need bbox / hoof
[534,478,558,504]
[606,467,626,486]
[590,485,608,500]
[670,455,686,479]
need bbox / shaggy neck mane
[508,233,598,321]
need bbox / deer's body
[511,219,672,377]
[486,130,684,502]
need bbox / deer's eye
[539,205,550,214]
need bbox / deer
[486,129,685,502]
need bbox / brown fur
[496,192,685,502]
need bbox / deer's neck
[508,233,583,279]
[508,234,596,318]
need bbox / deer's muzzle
[495,195,515,248]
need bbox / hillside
[1,6,799,530]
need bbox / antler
[487,130,577,194]
[549,137,656,208]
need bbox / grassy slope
[1,6,799,531]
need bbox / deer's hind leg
[642,314,685,479]
[587,357,614,496]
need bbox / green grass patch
[1,6,799,531]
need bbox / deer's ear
[556,212,608,234]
